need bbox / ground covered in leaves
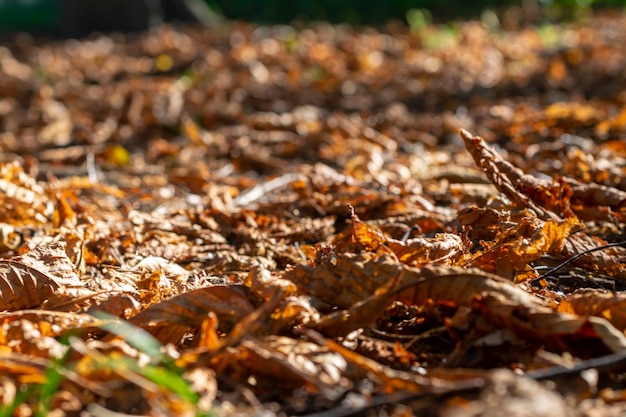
[3,10,626,417]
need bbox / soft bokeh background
[0,0,624,34]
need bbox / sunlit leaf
[129,285,255,344]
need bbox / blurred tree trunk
[59,0,222,37]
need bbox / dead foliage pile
[2,11,626,416]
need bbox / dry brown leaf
[387,233,465,266]
[269,295,321,331]
[245,264,298,301]
[465,216,580,279]
[0,261,60,311]
[0,241,82,311]
[288,250,543,312]
[338,208,466,266]
[558,290,626,332]
[478,293,626,356]
[210,336,351,397]
[313,267,403,337]
[564,176,626,214]
[129,285,255,343]
[0,161,48,226]
[557,234,626,278]
[286,251,403,309]
[391,264,542,309]
[457,206,513,241]
[345,206,387,252]
[460,129,567,221]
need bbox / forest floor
[2,10,626,417]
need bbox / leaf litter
[3,11,626,417]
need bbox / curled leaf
[460,129,566,220]
[0,241,82,311]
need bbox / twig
[531,240,626,286]
[526,349,626,380]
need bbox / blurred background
[0,0,624,36]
